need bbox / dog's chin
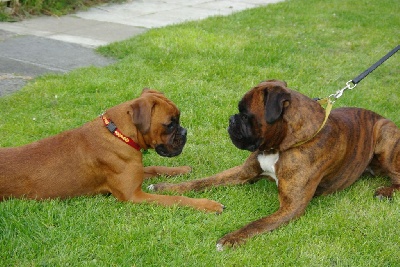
[155,144,184,157]
[228,128,260,152]
[231,139,260,152]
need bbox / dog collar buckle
[106,121,117,133]
[101,115,141,151]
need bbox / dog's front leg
[143,166,192,179]
[108,168,225,213]
[216,205,305,250]
[216,173,318,250]
[149,152,263,193]
[130,191,225,213]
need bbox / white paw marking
[216,243,224,252]
[147,184,155,191]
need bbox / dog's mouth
[228,115,261,152]
[155,127,187,157]
[155,145,184,157]
[229,136,261,152]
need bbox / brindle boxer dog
[150,80,400,250]
[0,89,224,213]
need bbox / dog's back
[313,107,400,195]
[0,121,107,200]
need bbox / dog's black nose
[180,128,187,136]
[229,115,236,126]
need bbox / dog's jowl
[151,80,400,250]
[0,89,224,213]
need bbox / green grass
[1,0,399,265]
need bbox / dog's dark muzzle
[155,127,187,157]
[228,115,260,152]
[228,115,241,139]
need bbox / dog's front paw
[147,184,156,191]
[147,182,171,192]
[177,166,192,175]
[374,185,400,200]
[216,232,246,251]
[148,182,188,193]
[197,199,225,214]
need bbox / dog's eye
[165,122,176,131]
[241,113,248,120]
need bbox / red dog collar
[101,115,141,151]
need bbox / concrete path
[0,0,282,96]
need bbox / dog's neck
[102,105,150,150]
[290,98,332,148]
[101,115,141,151]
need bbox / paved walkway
[0,0,282,96]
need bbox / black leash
[330,45,399,101]
[308,45,399,144]
[352,45,400,85]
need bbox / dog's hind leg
[372,119,400,199]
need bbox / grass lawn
[1,0,399,265]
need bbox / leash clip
[326,45,399,103]
[329,80,357,102]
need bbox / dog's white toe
[216,243,224,252]
[147,184,155,191]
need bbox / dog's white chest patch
[257,152,279,186]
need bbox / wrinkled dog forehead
[238,89,261,114]
[131,89,182,134]
[237,80,292,124]
[140,90,180,115]
[156,98,180,118]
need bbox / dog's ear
[130,98,154,134]
[130,88,166,133]
[264,87,291,124]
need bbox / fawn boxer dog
[150,80,400,250]
[0,89,224,213]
